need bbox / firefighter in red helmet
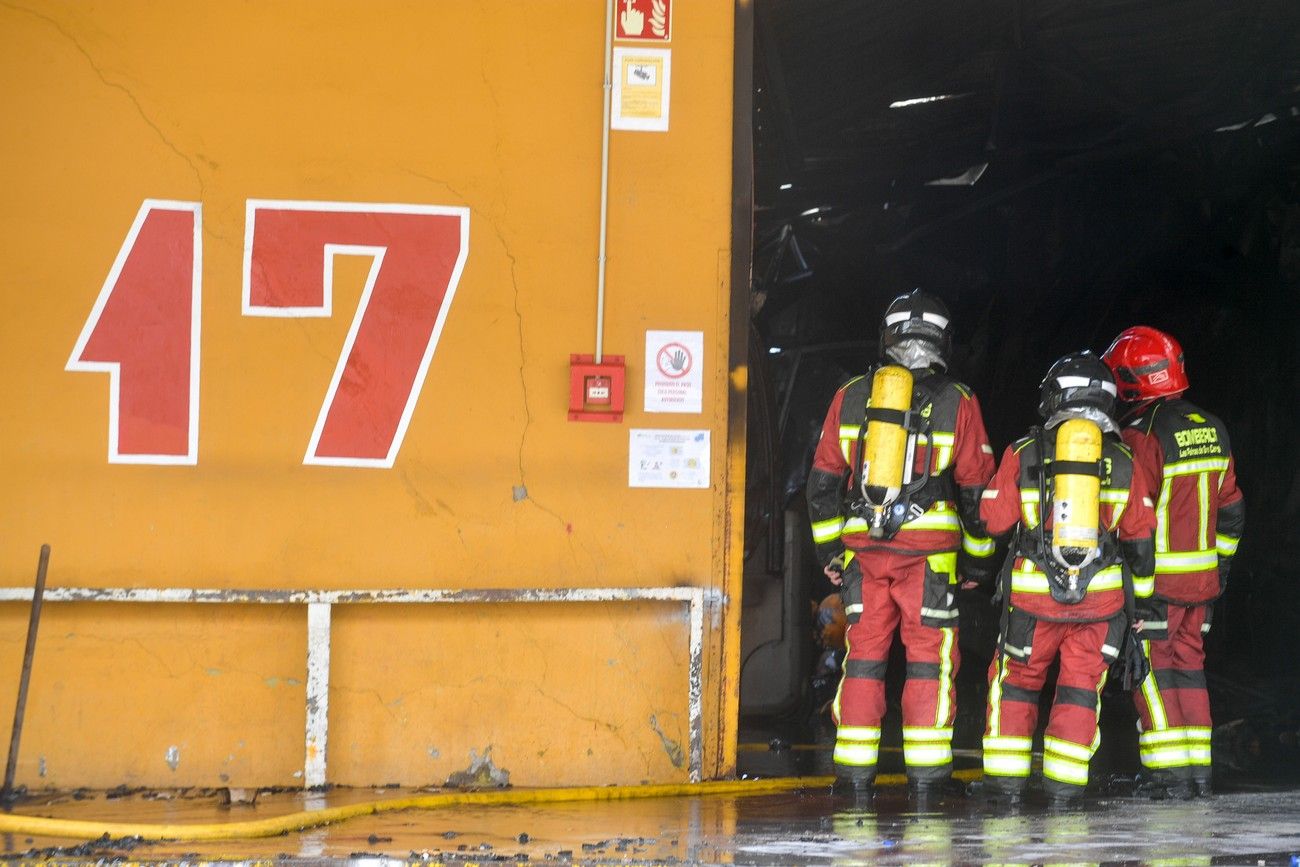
[1103,326,1245,798]
[978,351,1157,806]
[807,289,996,801]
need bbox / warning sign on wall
[612,47,671,132]
[645,329,702,413]
[615,0,672,42]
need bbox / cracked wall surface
[0,1,738,788]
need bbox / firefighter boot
[832,770,876,805]
[968,778,1024,809]
[1134,769,1194,800]
[1042,778,1084,809]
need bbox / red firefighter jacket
[981,430,1157,622]
[1122,397,1245,605]
[807,367,995,561]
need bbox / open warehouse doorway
[737,0,1300,787]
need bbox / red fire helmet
[1101,325,1189,402]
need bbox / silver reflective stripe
[1165,457,1230,476]
[845,603,863,616]
[1216,533,1240,555]
[1101,644,1119,658]
[812,518,845,543]
[921,311,949,328]
[1012,567,1122,594]
[921,606,958,620]
[1154,550,1218,573]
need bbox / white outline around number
[242,199,470,468]
[67,199,202,466]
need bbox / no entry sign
[645,330,702,413]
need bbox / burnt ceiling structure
[743,0,1300,767]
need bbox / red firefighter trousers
[834,549,958,784]
[984,617,1112,796]
[1134,603,1212,782]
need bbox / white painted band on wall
[0,585,723,785]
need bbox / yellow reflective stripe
[928,551,957,576]
[1018,490,1041,528]
[840,440,852,462]
[837,725,881,742]
[1156,477,1172,552]
[843,517,870,534]
[929,432,955,446]
[1139,728,1190,746]
[1216,534,1239,556]
[1042,754,1089,785]
[811,518,845,543]
[1185,726,1212,765]
[1043,736,1093,763]
[833,742,879,767]
[1011,566,1123,594]
[1197,472,1210,551]
[1133,574,1155,597]
[988,655,1007,738]
[902,726,954,742]
[839,425,861,439]
[935,446,952,471]
[903,743,953,766]
[1139,746,1190,768]
[983,735,1033,752]
[1100,489,1128,504]
[983,752,1032,777]
[1154,550,1219,573]
[903,511,960,531]
[935,627,955,726]
[963,531,994,556]
[1165,457,1230,476]
[832,626,853,722]
[983,732,1035,778]
[1138,641,1168,729]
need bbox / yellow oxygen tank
[1050,417,1102,570]
[863,364,913,509]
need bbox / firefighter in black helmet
[807,289,997,801]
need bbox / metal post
[3,545,50,808]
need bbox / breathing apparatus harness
[1011,425,1119,605]
[845,371,954,540]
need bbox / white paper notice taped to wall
[612,47,671,132]
[629,428,710,488]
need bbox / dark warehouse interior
[739,0,1300,785]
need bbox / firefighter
[807,289,997,799]
[979,351,1157,806]
[1103,326,1244,798]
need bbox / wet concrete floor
[3,782,1300,865]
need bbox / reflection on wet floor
[4,782,1300,865]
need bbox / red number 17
[68,199,470,467]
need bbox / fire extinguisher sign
[615,0,671,42]
[645,329,702,413]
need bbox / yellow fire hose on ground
[0,771,982,843]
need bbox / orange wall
[0,1,742,788]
